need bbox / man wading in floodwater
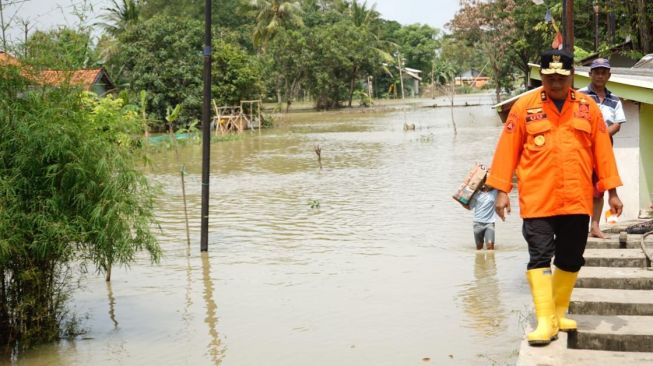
[485,50,623,346]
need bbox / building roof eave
[529,64,653,105]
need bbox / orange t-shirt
[486,87,622,218]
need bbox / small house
[39,68,116,96]
[0,51,116,96]
[402,67,423,96]
[456,69,490,89]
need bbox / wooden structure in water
[212,99,262,134]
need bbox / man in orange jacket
[486,49,623,346]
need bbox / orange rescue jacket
[486,87,622,218]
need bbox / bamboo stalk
[181,165,191,248]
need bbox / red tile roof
[1,52,115,92]
[0,51,20,66]
[40,68,105,90]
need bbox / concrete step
[570,288,653,315]
[583,249,648,267]
[568,314,653,353]
[602,219,653,234]
[517,329,653,365]
[576,267,653,290]
[585,234,644,249]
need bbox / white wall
[608,101,640,220]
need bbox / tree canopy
[7,0,653,118]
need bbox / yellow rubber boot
[552,267,579,332]
[526,268,559,346]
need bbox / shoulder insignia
[504,112,518,134]
[540,92,547,101]
[527,107,543,114]
[571,91,576,100]
[505,121,515,133]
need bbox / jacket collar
[585,83,612,97]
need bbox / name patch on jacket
[525,113,547,123]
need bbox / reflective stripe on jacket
[486,87,622,218]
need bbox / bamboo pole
[200,0,212,252]
[258,100,262,133]
[397,52,405,100]
[181,165,191,248]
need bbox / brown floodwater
[6,95,535,365]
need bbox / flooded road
[7,96,535,365]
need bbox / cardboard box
[453,163,488,205]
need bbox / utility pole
[367,75,373,101]
[562,0,574,55]
[606,0,615,44]
[593,1,599,51]
[397,52,405,100]
[431,49,436,99]
[200,0,212,252]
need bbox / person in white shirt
[578,58,626,238]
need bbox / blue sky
[2,0,461,44]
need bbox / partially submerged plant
[0,66,160,354]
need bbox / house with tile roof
[0,51,116,96]
[0,51,20,66]
[39,68,116,96]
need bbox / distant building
[402,67,422,96]
[579,40,639,68]
[0,51,116,96]
[384,64,423,97]
[455,69,490,88]
[39,68,116,96]
[0,51,20,66]
[632,54,653,69]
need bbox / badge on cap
[534,135,546,146]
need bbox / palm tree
[97,0,142,38]
[349,0,378,28]
[96,0,142,66]
[344,0,394,107]
[251,0,303,49]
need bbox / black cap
[540,49,573,76]
[590,58,611,70]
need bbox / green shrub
[0,65,160,355]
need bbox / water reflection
[4,97,534,366]
[458,251,506,336]
[201,252,222,365]
[105,281,118,329]
[182,242,193,330]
